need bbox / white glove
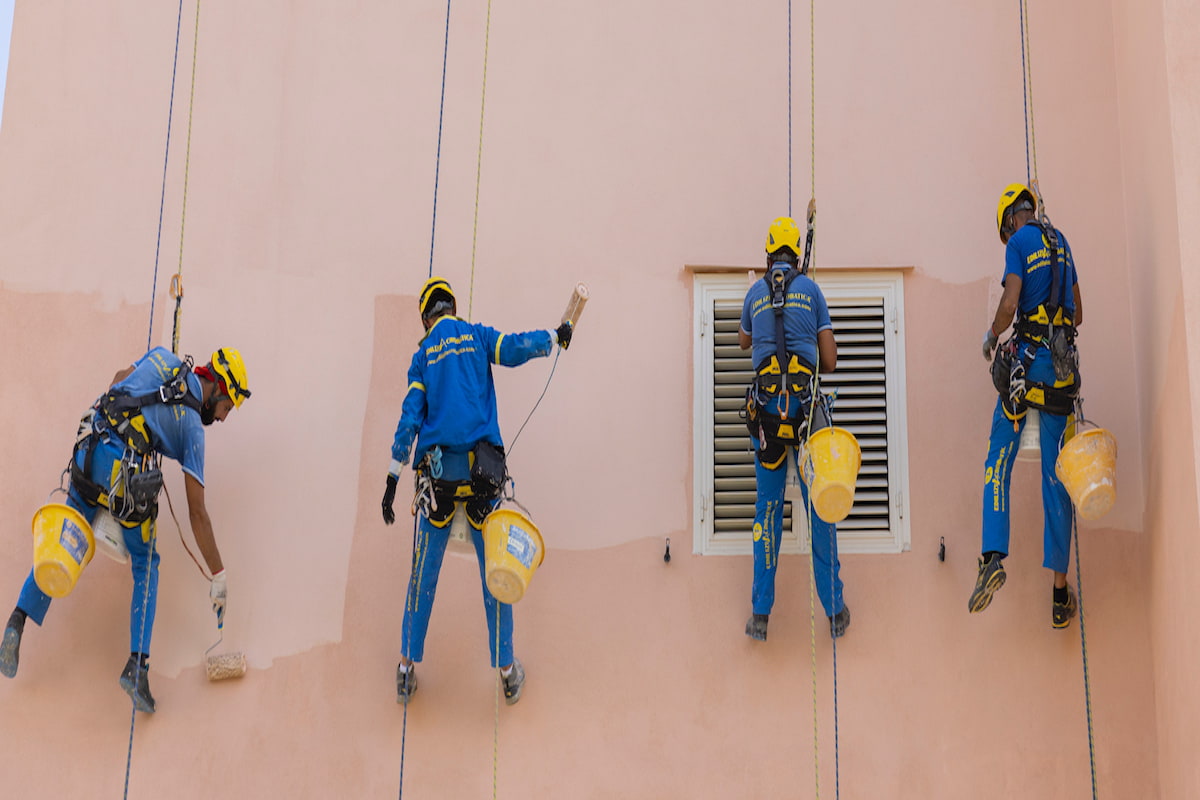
[210,570,227,627]
[982,327,999,361]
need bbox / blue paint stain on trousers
[752,448,844,618]
[980,348,1075,573]
[400,509,513,668]
[15,437,160,656]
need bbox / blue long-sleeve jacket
[391,316,553,468]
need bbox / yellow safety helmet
[209,347,251,408]
[419,276,455,318]
[765,217,802,257]
[996,183,1037,244]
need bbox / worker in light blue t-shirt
[739,216,848,643]
[0,347,250,713]
[382,276,573,707]
[974,183,1084,628]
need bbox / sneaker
[396,663,417,705]
[501,658,525,706]
[968,554,1007,613]
[829,605,851,639]
[0,624,21,679]
[119,656,156,714]
[1052,585,1078,629]
[745,613,769,642]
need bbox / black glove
[382,474,398,525]
[555,321,574,350]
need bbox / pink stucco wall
[0,2,1191,797]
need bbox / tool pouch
[1049,326,1075,382]
[470,441,507,499]
[124,467,163,523]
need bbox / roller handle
[560,283,590,328]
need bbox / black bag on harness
[470,441,507,499]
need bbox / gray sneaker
[119,656,156,714]
[1052,584,1078,629]
[829,605,851,639]
[502,658,525,706]
[0,624,20,679]
[396,663,417,705]
[968,554,1007,614]
[745,613,769,641]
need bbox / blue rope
[787,0,792,218]
[398,511,421,799]
[427,0,453,280]
[1018,0,1031,185]
[123,519,160,799]
[401,4,452,794]
[830,519,840,799]
[145,0,186,351]
[1072,513,1099,799]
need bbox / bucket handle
[499,478,534,521]
[1057,400,1101,452]
[46,468,71,505]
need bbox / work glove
[982,327,999,362]
[382,474,399,526]
[555,321,574,350]
[210,570,227,628]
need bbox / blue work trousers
[16,438,160,656]
[400,508,513,668]
[980,351,1075,573]
[752,448,845,619]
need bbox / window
[692,269,911,555]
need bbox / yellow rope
[803,374,823,799]
[468,0,495,322]
[1021,5,1039,187]
[171,0,202,356]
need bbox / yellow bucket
[481,508,545,605]
[31,503,95,598]
[1055,427,1118,520]
[801,427,862,523]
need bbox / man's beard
[201,399,217,426]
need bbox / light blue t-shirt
[739,266,832,369]
[1004,222,1078,318]
[109,347,206,485]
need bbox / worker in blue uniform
[740,216,849,642]
[382,276,572,705]
[0,347,250,712]
[972,184,1083,627]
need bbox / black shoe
[968,554,1007,613]
[0,620,21,679]
[745,614,769,641]
[1052,585,1078,629]
[829,605,851,639]
[396,663,417,705]
[502,658,525,706]
[119,656,156,713]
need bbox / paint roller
[560,282,589,330]
[205,620,247,681]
